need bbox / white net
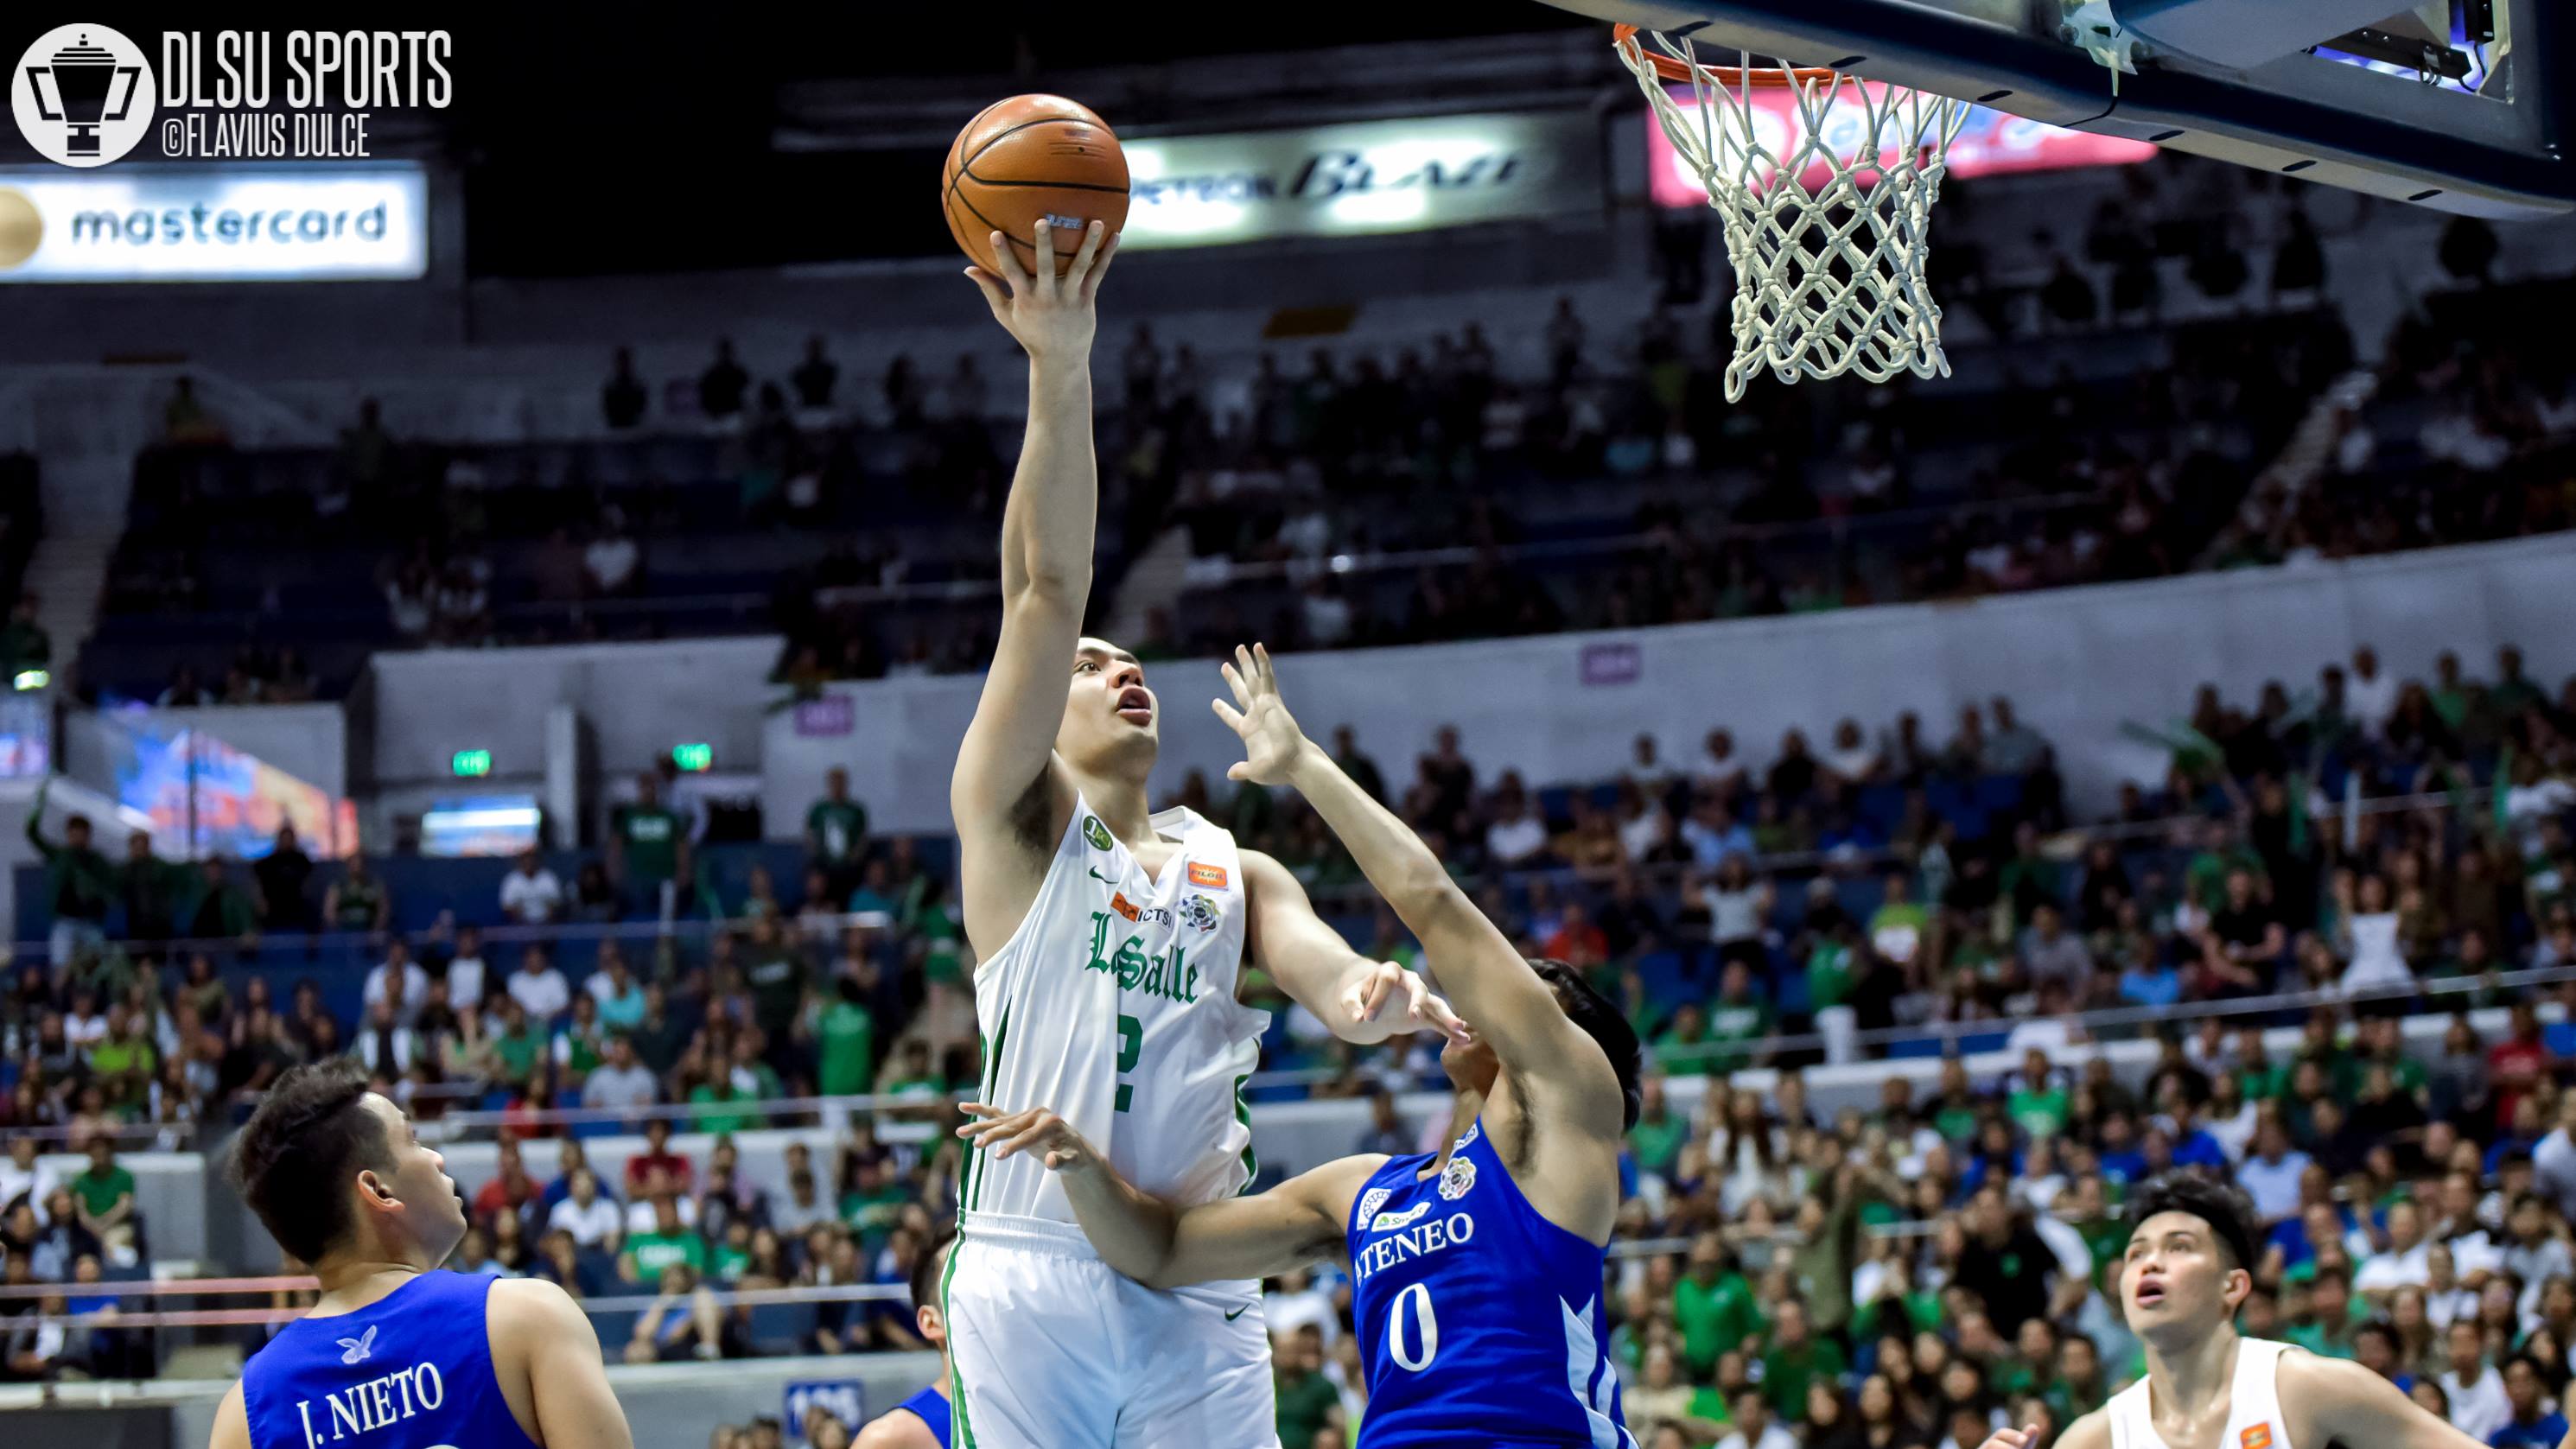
[1617,29,1972,402]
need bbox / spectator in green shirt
[73,1138,137,1259]
[490,997,545,1087]
[810,976,877,1097]
[0,590,49,677]
[323,852,391,936]
[87,1005,158,1116]
[1628,1077,1688,1179]
[2284,1263,2362,1358]
[1674,1232,1764,1376]
[838,1155,911,1255]
[620,1198,708,1283]
[2047,1331,2109,1423]
[1867,874,1930,970]
[1929,1057,1984,1143]
[1759,1298,1848,1420]
[1653,1002,1714,1071]
[2007,1048,2070,1139]
[1705,962,1773,1062]
[27,784,116,967]
[187,856,260,946]
[1273,1323,1342,1448]
[805,767,870,898]
[119,830,188,942]
[741,916,807,1048]
[612,772,687,912]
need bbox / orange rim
[1612,24,1839,87]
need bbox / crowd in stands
[3,630,2572,1395]
[80,154,2576,704]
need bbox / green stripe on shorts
[942,1228,976,1449]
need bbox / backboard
[1540,0,2571,218]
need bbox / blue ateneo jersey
[1345,1119,1636,1449]
[893,1384,953,1447]
[240,1270,542,1449]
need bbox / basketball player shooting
[208,1059,633,1449]
[1977,1176,2494,1449]
[962,643,1643,1449]
[942,222,1466,1449]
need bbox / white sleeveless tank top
[965,796,1268,1225]
[2107,1338,2298,1449]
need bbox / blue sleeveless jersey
[241,1270,542,1449]
[893,1384,953,1447]
[1345,1119,1636,1449]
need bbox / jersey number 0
[1386,1283,1440,1372]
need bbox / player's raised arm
[2293,1349,2496,1449]
[1217,645,1618,1119]
[958,1103,1374,1288]
[949,218,1119,949]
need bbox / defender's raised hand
[964,219,1118,361]
[1212,643,1309,788]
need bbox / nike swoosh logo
[1089,867,1114,885]
[1223,1304,1250,1322]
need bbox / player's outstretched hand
[1345,958,1473,1048]
[957,1103,1103,1173]
[964,219,1117,363]
[1976,1425,2044,1449]
[1212,643,1308,787]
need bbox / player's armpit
[492,1278,637,1449]
[1155,1154,1384,1287]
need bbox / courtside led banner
[0,162,427,283]
[1121,112,1595,250]
[1647,88,2156,205]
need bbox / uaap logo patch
[1437,1155,1477,1200]
[1083,817,1113,851]
[1183,893,1221,933]
[1357,1187,1390,1227]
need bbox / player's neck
[2143,1320,2242,1421]
[308,1242,440,1315]
[1066,764,1155,843]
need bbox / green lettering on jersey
[1110,937,1149,990]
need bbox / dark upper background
[0,6,1598,276]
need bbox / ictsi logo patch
[1187,861,1227,889]
[1110,892,1141,923]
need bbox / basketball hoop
[1612,25,1972,402]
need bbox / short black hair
[1530,959,1644,1130]
[231,1058,395,1264]
[909,1228,957,1317]
[2125,1174,2258,1275]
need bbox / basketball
[943,94,1131,278]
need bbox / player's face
[2121,1211,2241,1336]
[1059,639,1157,766]
[1439,1032,1500,1098]
[362,1093,468,1263]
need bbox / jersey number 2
[1386,1283,1440,1372]
[1115,1014,1140,1112]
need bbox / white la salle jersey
[2107,1337,2296,1449]
[966,797,1269,1223]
